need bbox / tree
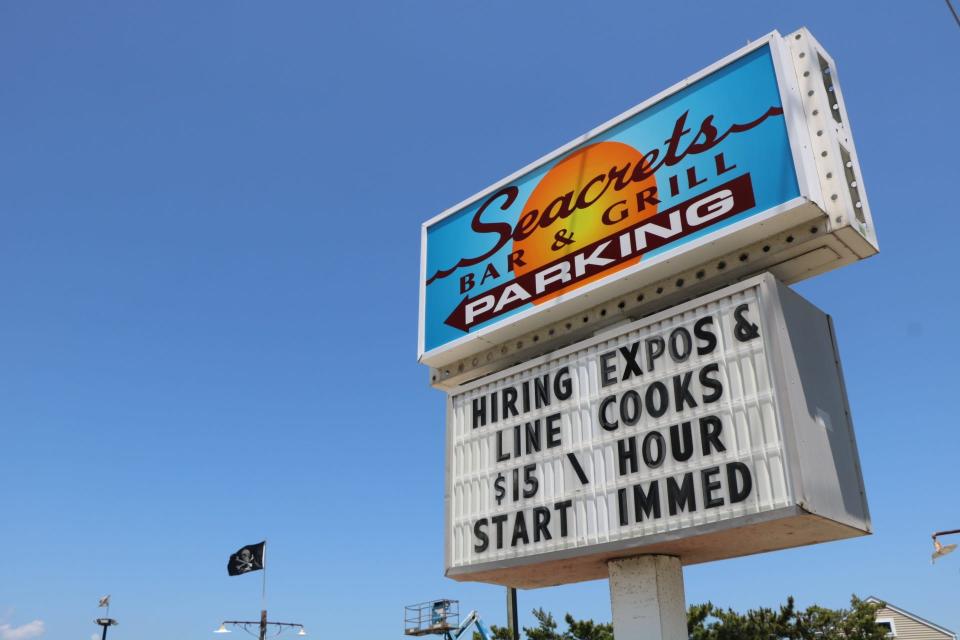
[477,608,563,640]
[477,609,559,640]
[477,625,513,640]
[688,595,888,640]
[563,613,614,640]
[688,598,797,640]
[795,596,888,640]
[525,608,562,640]
[478,596,886,640]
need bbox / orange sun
[512,141,657,303]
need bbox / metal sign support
[506,587,519,640]
[608,556,686,640]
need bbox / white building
[867,597,957,640]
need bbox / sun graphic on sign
[511,141,658,303]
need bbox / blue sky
[1,2,958,639]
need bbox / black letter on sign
[472,397,486,429]
[474,518,489,552]
[546,413,562,448]
[646,336,665,372]
[699,415,726,455]
[702,466,724,508]
[694,316,717,355]
[534,375,550,408]
[617,488,629,526]
[620,389,642,426]
[511,511,529,546]
[525,420,542,454]
[669,421,694,462]
[668,327,692,362]
[673,371,698,412]
[667,473,697,515]
[567,453,590,485]
[554,500,573,537]
[600,351,617,387]
[496,429,510,462]
[491,514,508,549]
[533,507,551,542]
[727,462,753,503]
[646,381,669,418]
[503,387,519,419]
[634,480,662,521]
[554,367,573,400]
[733,303,760,342]
[620,343,644,380]
[699,363,723,403]
[642,431,666,468]
[618,436,638,476]
[599,395,619,431]
[523,464,538,498]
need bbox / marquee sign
[445,274,870,587]
[419,29,877,369]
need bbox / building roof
[866,596,957,640]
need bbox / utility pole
[506,587,519,640]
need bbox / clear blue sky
[1,2,957,639]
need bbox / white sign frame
[419,28,877,374]
[444,273,870,588]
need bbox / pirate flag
[227,541,265,576]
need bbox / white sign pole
[608,555,686,640]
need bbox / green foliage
[474,625,513,640]
[688,595,888,640]
[797,596,889,640]
[687,597,797,640]
[525,608,561,640]
[479,596,885,640]
[475,609,562,640]
[563,613,614,640]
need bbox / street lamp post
[931,529,960,563]
[95,617,118,640]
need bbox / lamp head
[932,538,957,563]
[214,624,232,634]
[297,627,307,636]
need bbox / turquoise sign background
[423,44,799,354]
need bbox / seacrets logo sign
[420,43,803,362]
[444,174,757,332]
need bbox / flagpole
[261,539,267,609]
[260,540,267,640]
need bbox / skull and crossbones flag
[227,541,265,576]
